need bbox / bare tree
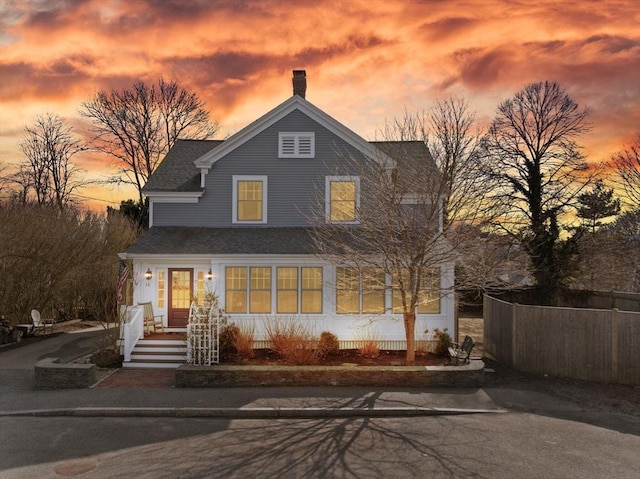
[481,81,592,293]
[80,78,219,203]
[0,203,139,323]
[16,113,86,210]
[312,100,490,363]
[610,133,640,209]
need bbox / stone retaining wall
[34,357,97,389]
[175,361,485,388]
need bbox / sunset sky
[1,0,638,210]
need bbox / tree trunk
[403,311,416,363]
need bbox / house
[120,71,455,350]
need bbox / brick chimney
[292,70,306,98]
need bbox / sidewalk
[0,326,503,419]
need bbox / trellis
[186,301,220,365]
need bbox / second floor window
[326,176,359,223]
[233,175,267,224]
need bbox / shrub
[317,331,340,358]
[264,316,319,365]
[433,328,453,357]
[232,323,255,360]
[357,339,380,359]
[219,323,240,360]
[90,349,122,368]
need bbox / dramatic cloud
[0,0,638,209]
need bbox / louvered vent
[298,135,312,156]
[281,136,296,156]
[279,132,315,158]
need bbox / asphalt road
[1,413,638,479]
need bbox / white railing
[186,302,220,365]
[121,305,144,362]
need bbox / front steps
[123,337,187,369]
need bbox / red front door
[168,268,193,327]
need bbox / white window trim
[325,175,360,224]
[232,175,268,224]
[223,264,324,316]
[279,132,315,158]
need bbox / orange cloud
[0,0,638,210]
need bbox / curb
[0,406,506,419]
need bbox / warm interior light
[144,268,152,280]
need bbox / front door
[168,268,193,327]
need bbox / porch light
[144,268,152,280]
[206,269,213,281]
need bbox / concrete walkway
[0,326,503,419]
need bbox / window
[279,132,315,158]
[277,266,323,314]
[226,265,322,314]
[336,267,384,314]
[301,267,323,313]
[233,176,267,224]
[417,268,441,313]
[362,268,385,314]
[326,176,359,223]
[157,270,165,308]
[250,267,271,313]
[226,267,272,314]
[392,268,441,314]
[277,267,298,313]
[196,271,205,306]
[225,267,247,313]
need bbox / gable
[193,96,394,170]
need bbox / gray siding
[153,110,368,227]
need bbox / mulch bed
[223,349,447,367]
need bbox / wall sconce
[144,268,153,280]
[206,269,213,281]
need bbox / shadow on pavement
[482,359,640,436]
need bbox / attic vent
[279,132,315,158]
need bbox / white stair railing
[186,301,220,365]
[121,305,144,362]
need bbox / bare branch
[17,113,87,210]
[610,133,640,209]
[481,81,592,291]
[80,78,219,203]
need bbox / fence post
[512,302,518,368]
[611,308,619,383]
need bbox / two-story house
[120,71,455,352]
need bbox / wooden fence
[484,295,640,386]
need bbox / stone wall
[34,357,97,389]
[175,362,484,388]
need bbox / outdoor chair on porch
[31,309,54,335]
[139,301,165,335]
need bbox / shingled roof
[142,139,223,192]
[125,227,319,255]
[371,140,441,186]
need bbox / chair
[448,335,474,365]
[139,302,165,335]
[31,309,54,335]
